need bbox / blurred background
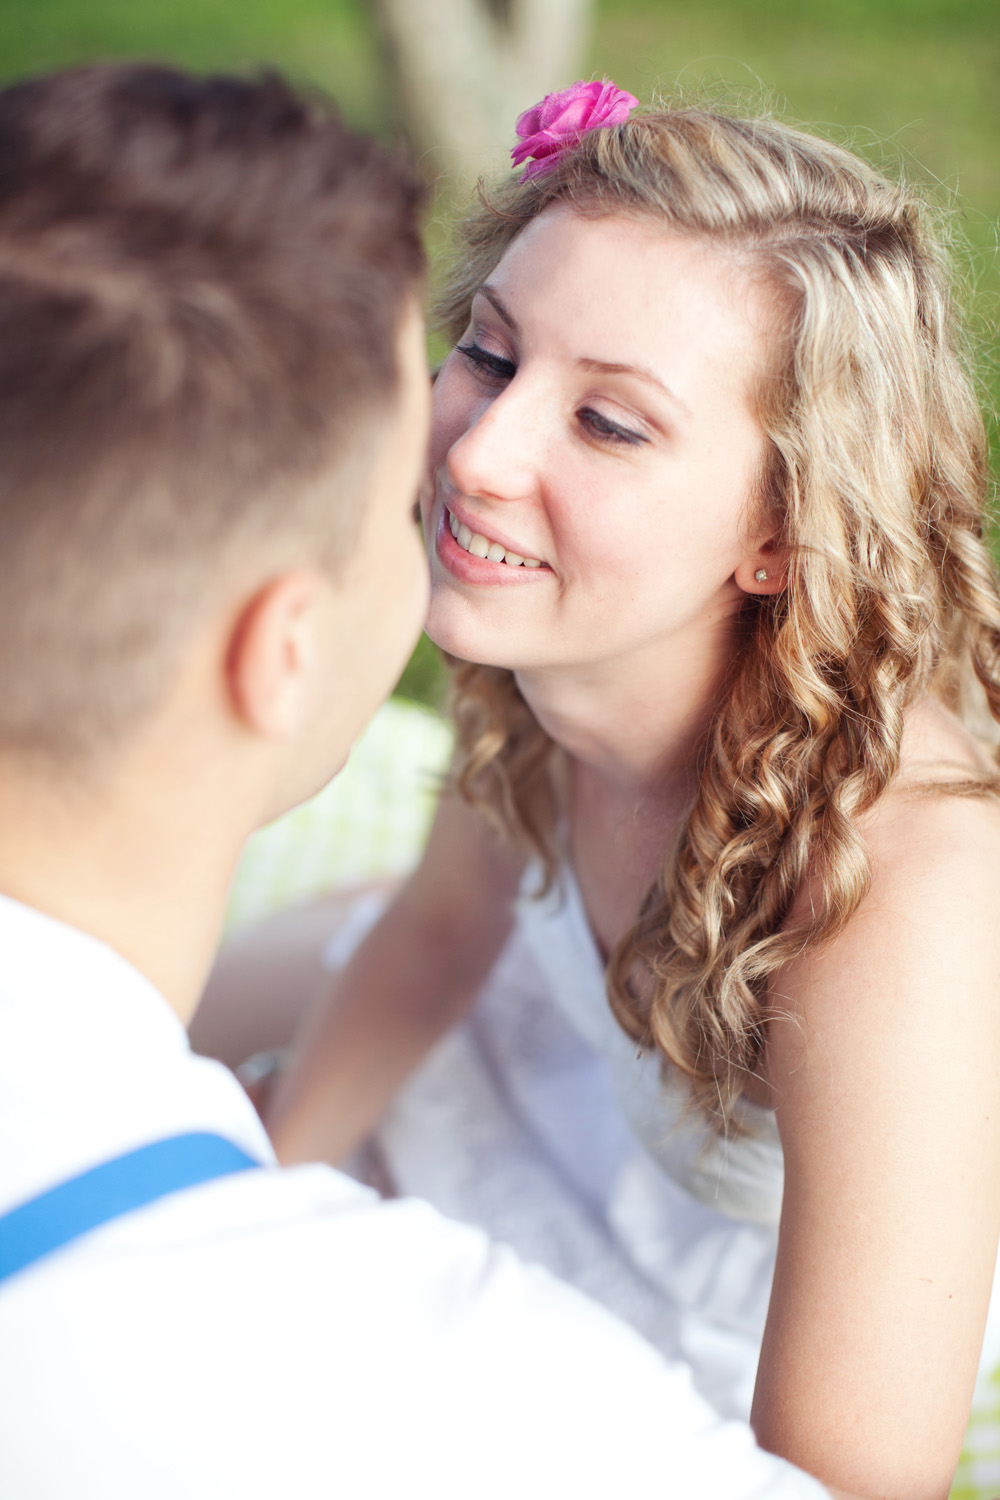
[1,0,996,707]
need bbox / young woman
[202,85,1000,1500]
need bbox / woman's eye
[456,342,516,382]
[579,407,647,447]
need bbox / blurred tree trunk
[372,0,595,190]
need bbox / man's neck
[0,748,250,1028]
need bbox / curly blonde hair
[437,104,1000,1129]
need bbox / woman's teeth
[448,509,542,568]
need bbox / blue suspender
[0,1132,263,1287]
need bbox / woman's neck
[514,619,734,812]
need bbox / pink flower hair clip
[511,78,639,182]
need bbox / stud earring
[754,568,768,583]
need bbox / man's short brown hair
[0,64,425,758]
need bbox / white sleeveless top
[517,866,785,1227]
[360,863,1000,1419]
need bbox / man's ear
[734,539,789,596]
[225,570,329,741]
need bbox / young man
[0,63,858,1500]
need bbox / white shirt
[0,895,825,1500]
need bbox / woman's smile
[433,488,553,588]
[446,503,546,569]
[433,502,554,587]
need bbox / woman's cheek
[431,356,479,444]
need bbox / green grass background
[1,0,995,706]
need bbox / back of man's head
[0,64,425,763]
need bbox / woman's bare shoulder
[866,696,1000,884]
[765,698,1000,1091]
[896,692,998,785]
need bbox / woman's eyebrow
[477,284,519,335]
[578,357,691,417]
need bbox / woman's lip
[443,498,545,568]
[433,504,553,586]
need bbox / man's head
[0,64,428,769]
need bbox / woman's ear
[224,570,329,741]
[735,541,789,596]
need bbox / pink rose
[511,78,639,181]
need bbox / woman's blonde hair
[437,104,1000,1128]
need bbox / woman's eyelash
[456,342,515,379]
[579,409,648,447]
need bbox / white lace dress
[325,865,1000,1422]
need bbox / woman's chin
[426,630,508,670]
[424,605,520,672]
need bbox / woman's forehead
[484,206,774,409]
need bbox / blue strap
[0,1132,262,1287]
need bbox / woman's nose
[446,387,542,504]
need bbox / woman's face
[422,205,775,680]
